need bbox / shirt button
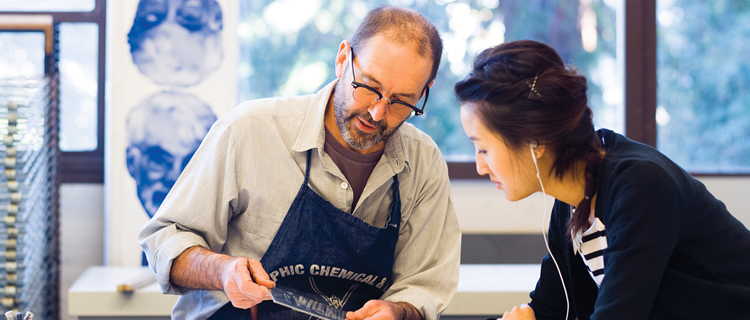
[341,182,349,190]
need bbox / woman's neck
[543,159,600,225]
[543,160,589,208]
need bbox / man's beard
[332,80,402,150]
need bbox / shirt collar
[382,122,410,173]
[292,79,410,174]
[291,80,333,153]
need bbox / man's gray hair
[350,5,443,84]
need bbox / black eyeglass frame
[348,47,429,120]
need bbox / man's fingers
[347,301,378,320]
[247,258,275,287]
[227,281,269,309]
[236,275,270,299]
[221,258,272,310]
[345,300,393,320]
[232,264,254,291]
[346,309,366,320]
[230,299,250,309]
[345,311,356,320]
[229,262,270,299]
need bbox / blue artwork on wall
[127,0,224,86]
[126,0,223,266]
[126,91,217,220]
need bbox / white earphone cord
[530,143,570,320]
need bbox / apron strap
[385,174,400,228]
[304,149,313,185]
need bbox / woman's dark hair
[454,40,603,237]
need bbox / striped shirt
[573,217,608,287]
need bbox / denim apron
[209,149,402,320]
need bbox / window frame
[450,0,749,179]
[5,0,743,182]
[450,0,657,179]
[2,0,106,183]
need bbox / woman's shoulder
[598,129,692,191]
[594,131,720,229]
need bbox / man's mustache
[347,110,388,132]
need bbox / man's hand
[346,300,421,320]
[170,246,275,310]
[500,304,535,320]
[220,257,276,308]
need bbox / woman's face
[460,103,540,201]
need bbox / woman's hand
[500,304,535,320]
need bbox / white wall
[59,177,750,318]
[454,177,750,233]
[60,184,105,320]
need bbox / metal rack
[0,14,61,318]
[0,39,60,320]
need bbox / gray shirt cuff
[152,232,210,295]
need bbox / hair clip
[526,73,542,99]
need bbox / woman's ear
[529,141,546,159]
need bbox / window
[58,23,99,151]
[656,0,750,173]
[0,0,95,12]
[0,32,45,78]
[238,0,623,166]
[5,0,742,180]
[1,0,106,182]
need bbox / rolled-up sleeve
[382,152,461,320]
[138,118,240,295]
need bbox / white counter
[68,266,176,318]
[69,265,539,319]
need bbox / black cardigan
[527,129,750,320]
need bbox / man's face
[332,34,433,151]
[332,78,395,150]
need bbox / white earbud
[530,140,570,320]
[529,142,540,179]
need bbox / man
[139,6,460,320]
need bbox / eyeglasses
[348,47,429,120]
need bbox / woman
[455,40,750,320]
